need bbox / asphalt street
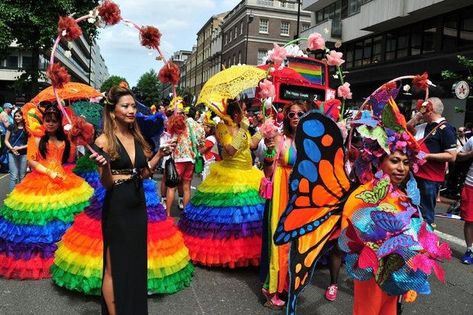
[0,172,472,315]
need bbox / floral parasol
[197,65,267,117]
[30,82,102,105]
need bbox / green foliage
[356,177,390,204]
[442,55,473,85]
[135,69,164,106]
[100,75,128,93]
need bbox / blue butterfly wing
[377,234,417,258]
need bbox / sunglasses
[287,111,305,119]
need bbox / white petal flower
[88,17,96,24]
[61,30,67,36]
[403,84,410,92]
[64,50,72,59]
[67,42,73,49]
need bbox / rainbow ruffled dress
[179,124,265,268]
[0,139,93,279]
[51,156,193,295]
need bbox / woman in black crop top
[90,86,174,315]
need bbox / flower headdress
[46,1,176,152]
[350,75,431,183]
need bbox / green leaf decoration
[357,125,389,153]
[376,254,405,287]
[356,178,390,204]
[378,203,397,213]
[356,190,378,204]
[382,105,403,132]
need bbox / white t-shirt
[461,137,473,187]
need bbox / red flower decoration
[158,61,180,85]
[58,16,82,42]
[382,81,397,91]
[98,0,121,26]
[324,98,342,121]
[47,63,70,89]
[140,26,161,50]
[413,72,429,90]
[70,116,95,146]
[168,114,186,136]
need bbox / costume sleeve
[216,123,231,146]
[440,124,458,151]
[27,137,40,161]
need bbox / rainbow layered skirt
[0,164,93,279]
[179,162,265,268]
[51,157,193,295]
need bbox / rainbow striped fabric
[288,59,323,85]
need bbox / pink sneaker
[261,288,285,309]
[325,284,338,301]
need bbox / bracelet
[264,148,276,159]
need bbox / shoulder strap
[418,120,447,146]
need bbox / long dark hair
[13,110,25,133]
[226,100,242,122]
[102,86,151,160]
[39,105,70,163]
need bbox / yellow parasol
[197,65,267,117]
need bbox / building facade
[221,0,312,67]
[302,0,473,126]
[171,49,192,91]
[0,35,109,105]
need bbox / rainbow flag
[288,60,323,85]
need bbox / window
[6,55,18,68]
[362,38,372,65]
[316,10,324,24]
[280,1,295,9]
[460,12,473,47]
[397,31,409,58]
[234,26,238,39]
[443,14,458,51]
[302,24,310,31]
[22,56,32,69]
[354,41,363,67]
[345,44,354,69]
[257,49,267,65]
[229,30,232,42]
[422,21,436,54]
[257,0,274,6]
[385,32,396,61]
[238,51,242,64]
[259,19,269,33]
[348,0,361,16]
[240,22,244,35]
[411,27,422,56]
[281,21,290,36]
[372,36,382,63]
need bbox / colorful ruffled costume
[339,174,451,315]
[179,123,265,268]
[51,156,193,295]
[0,138,93,279]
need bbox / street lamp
[245,11,254,64]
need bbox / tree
[135,69,164,106]
[0,0,99,98]
[100,75,128,93]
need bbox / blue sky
[96,0,240,87]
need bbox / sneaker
[178,197,184,210]
[325,284,338,302]
[461,250,473,265]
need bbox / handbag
[187,121,204,174]
[258,136,284,199]
[259,177,273,199]
[164,157,179,188]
